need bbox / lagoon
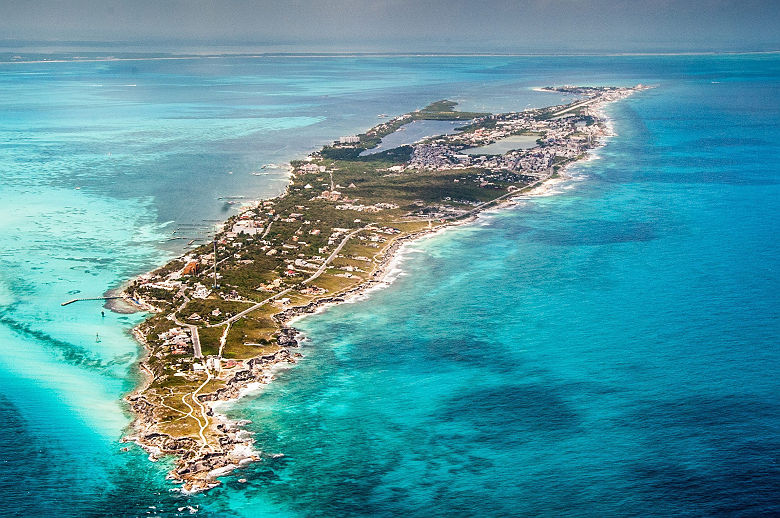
[464,133,540,155]
[359,119,468,156]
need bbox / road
[303,227,364,284]
[180,392,202,441]
[211,226,365,327]
[191,370,213,450]
[171,293,203,358]
[217,322,231,357]
[188,324,203,358]
[551,97,597,117]
[260,216,276,239]
[180,371,213,450]
[194,187,542,333]
[439,176,550,222]
[212,288,292,327]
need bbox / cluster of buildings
[193,356,222,373]
[299,162,326,173]
[408,111,603,175]
[326,227,353,246]
[157,327,193,355]
[406,87,642,177]
[227,218,264,238]
[191,283,211,299]
[317,190,343,202]
[335,201,399,212]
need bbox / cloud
[1,0,778,52]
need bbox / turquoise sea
[0,55,778,517]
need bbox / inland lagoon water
[359,119,468,156]
[0,54,778,516]
[463,133,540,155]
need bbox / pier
[61,296,121,306]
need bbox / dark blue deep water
[0,54,778,516]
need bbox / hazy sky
[2,0,778,53]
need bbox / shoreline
[120,85,643,492]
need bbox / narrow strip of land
[552,98,597,117]
[122,85,645,492]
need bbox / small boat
[95,333,101,343]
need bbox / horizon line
[2,49,779,65]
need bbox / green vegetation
[416,99,488,120]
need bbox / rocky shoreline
[120,221,444,492]
[124,347,300,492]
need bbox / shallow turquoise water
[0,55,778,516]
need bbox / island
[121,85,646,492]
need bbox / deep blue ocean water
[0,55,778,517]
